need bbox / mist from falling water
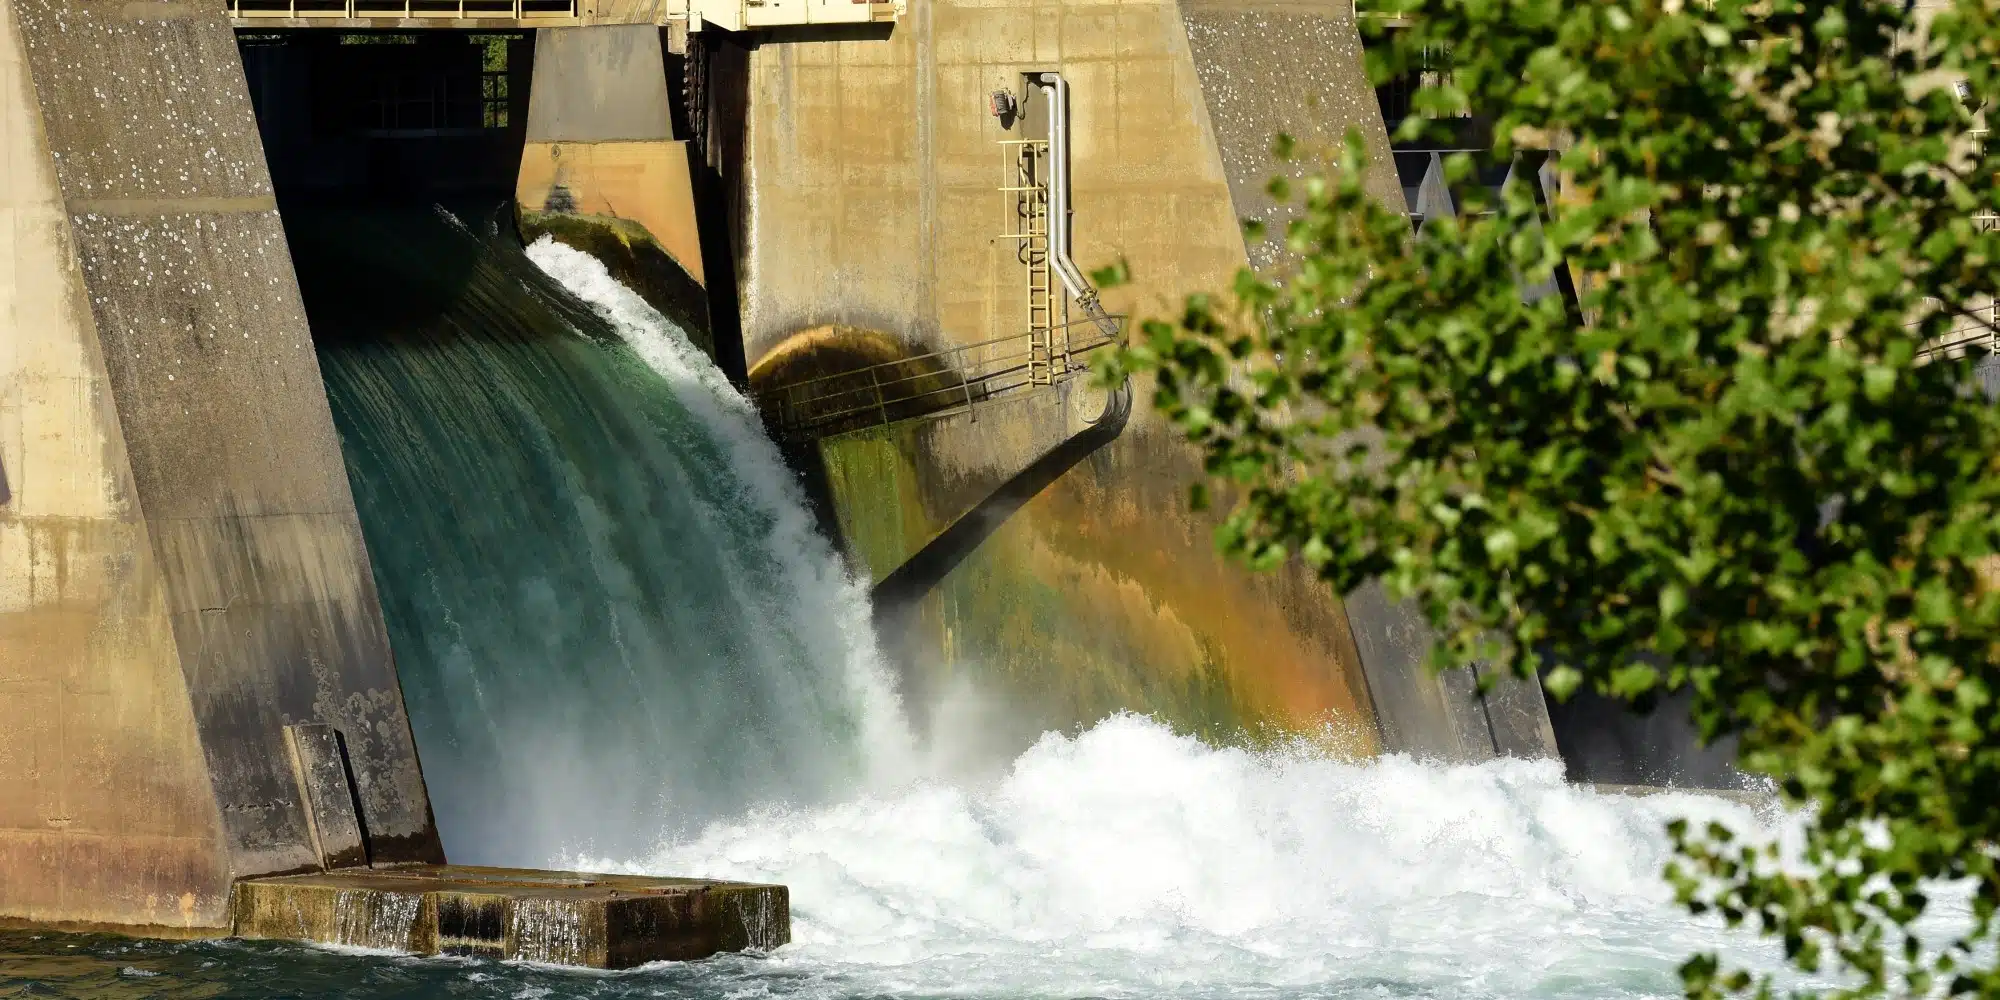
[576,714,1870,1000]
[522,235,915,779]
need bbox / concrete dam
[0,0,1761,994]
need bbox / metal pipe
[1037,72,1120,337]
[1038,73,1089,302]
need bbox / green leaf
[1660,583,1688,621]
[1115,2,2000,994]
[1544,665,1582,701]
[1090,258,1132,289]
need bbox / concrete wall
[519,26,705,283]
[1178,0,1404,268]
[0,0,230,932]
[1,0,442,930]
[736,0,1424,752]
[820,384,1382,752]
[733,0,1543,754]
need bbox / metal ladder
[1002,138,1066,386]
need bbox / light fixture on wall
[990,89,1019,128]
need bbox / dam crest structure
[0,0,1742,966]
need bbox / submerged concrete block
[283,724,368,872]
[231,866,790,969]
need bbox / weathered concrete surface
[0,0,231,933]
[1343,584,1559,762]
[736,0,1537,755]
[739,0,1248,355]
[519,142,707,284]
[1,0,442,931]
[818,381,1381,754]
[525,24,677,144]
[232,866,789,968]
[1179,0,1406,267]
[283,723,368,872]
[519,25,707,290]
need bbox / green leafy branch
[1103,0,2000,995]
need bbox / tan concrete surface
[739,0,1251,357]
[737,0,1408,748]
[233,865,790,968]
[520,24,709,300]
[519,140,707,283]
[0,0,232,932]
[1,0,445,929]
[524,23,678,143]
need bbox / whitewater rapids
[560,714,1814,1000]
[522,231,1820,1000]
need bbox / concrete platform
[229,866,788,968]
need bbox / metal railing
[752,319,1122,442]
[227,0,577,20]
[1914,208,2000,365]
[1914,124,1996,364]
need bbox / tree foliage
[1104,0,2000,994]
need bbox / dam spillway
[0,0,1771,992]
[290,205,903,865]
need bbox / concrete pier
[231,866,789,967]
[515,24,712,347]
[0,0,794,955]
[1,0,445,933]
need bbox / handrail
[753,321,1124,442]
[754,316,1119,397]
[227,0,579,19]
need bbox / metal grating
[227,0,577,20]
[751,322,1121,442]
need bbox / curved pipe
[1038,72,1091,303]
[1037,72,1119,337]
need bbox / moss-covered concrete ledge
[231,866,788,968]
[520,210,716,361]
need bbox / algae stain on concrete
[517,211,714,362]
[818,428,932,582]
[816,414,1377,755]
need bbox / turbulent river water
[1,730,1820,1000]
[1,210,1832,999]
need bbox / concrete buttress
[0,0,442,933]
[517,24,711,342]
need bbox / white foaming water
[575,714,1822,1000]
[527,239,1826,998]
[524,237,916,784]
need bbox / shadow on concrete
[684,29,754,387]
[1541,669,1744,790]
[753,23,895,45]
[871,381,1132,631]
